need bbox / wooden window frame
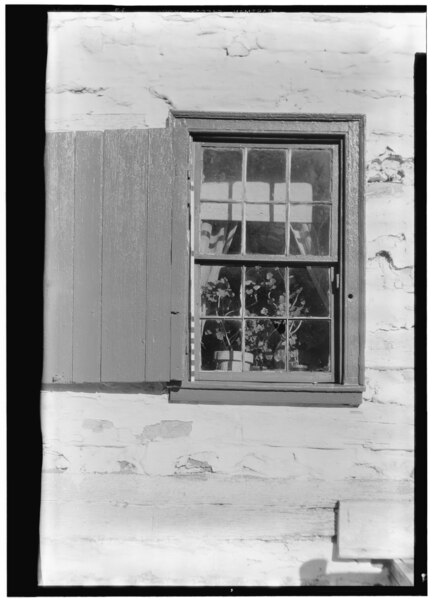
[168,112,365,407]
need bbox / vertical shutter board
[72,132,103,382]
[145,129,173,381]
[170,126,190,381]
[101,130,149,382]
[43,132,75,384]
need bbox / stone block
[354,447,414,480]
[142,438,192,476]
[39,536,389,586]
[366,183,414,243]
[364,368,414,406]
[365,328,414,369]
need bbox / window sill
[168,381,364,406]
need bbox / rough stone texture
[367,147,414,185]
[41,392,414,479]
[41,10,422,586]
[365,183,414,370]
[40,389,414,585]
[46,11,425,160]
[40,536,390,586]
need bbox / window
[169,112,365,406]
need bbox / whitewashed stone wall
[41,11,424,586]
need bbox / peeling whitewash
[41,10,424,586]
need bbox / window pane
[246,204,286,254]
[289,204,330,256]
[200,319,242,370]
[246,149,286,202]
[245,266,286,317]
[245,319,286,371]
[289,267,330,317]
[290,149,332,203]
[200,219,241,255]
[200,266,241,316]
[288,320,330,372]
[202,149,243,200]
[200,202,242,221]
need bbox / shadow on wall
[299,559,390,586]
[41,382,167,394]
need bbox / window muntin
[194,141,339,382]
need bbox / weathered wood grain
[170,387,361,406]
[344,119,363,385]
[337,500,414,559]
[73,132,103,382]
[40,499,334,541]
[41,472,414,508]
[145,129,174,381]
[43,132,75,383]
[101,130,148,381]
[170,126,190,381]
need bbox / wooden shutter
[43,133,75,384]
[100,130,148,381]
[43,127,188,385]
[168,126,189,382]
[144,129,175,381]
[73,132,103,382]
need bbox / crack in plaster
[372,130,406,138]
[147,87,175,108]
[47,85,108,95]
[310,67,341,76]
[344,89,410,99]
[176,457,214,474]
[362,446,413,453]
[353,464,384,475]
[369,325,413,333]
[373,250,412,271]
[370,233,406,243]
[197,30,219,36]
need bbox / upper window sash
[194,142,339,261]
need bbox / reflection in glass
[289,204,330,255]
[246,204,285,254]
[289,267,330,317]
[200,266,241,316]
[200,220,241,255]
[245,319,286,370]
[246,149,286,203]
[200,202,242,222]
[288,320,330,372]
[200,319,242,370]
[290,150,332,203]
[245,266,286,316]
[202,149,243,200]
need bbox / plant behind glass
[201,277,240,351]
